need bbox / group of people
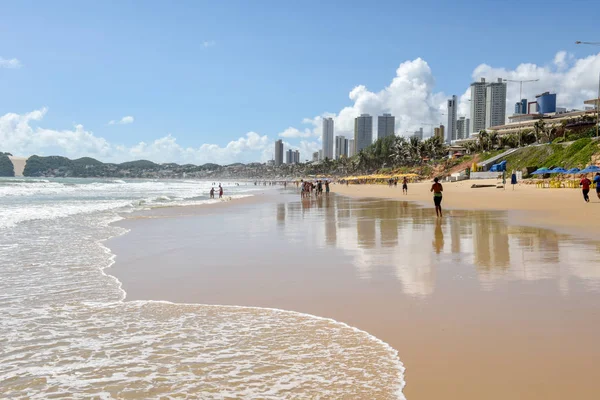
[579,172,600,203]
[209,184,224,199]
[300,179,330,198]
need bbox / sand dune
[8,156,28,177]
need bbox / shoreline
[106,189,600,400]
[332,179,600,239]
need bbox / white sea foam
[0,178,406,399]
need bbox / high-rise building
[413,127,423,140]
[348,139,356,157]
[318,149,323,161]
[470,78,487,133]
[434,124,445,141]
[274,139,284,166]
[514,99,527,115]
[322,117,334,160]
[285,149,293,164]
[466,118,471,138]
[354,114,373,153]
[456,117,467,140]
[447,95,457,143]
[536,92,557,114]
[335,135,348,159]
[293,150,300,164]
[312,151,319,162]
[485,78,507,128]
[377,113,395,140]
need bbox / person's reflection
[433,219,444,254]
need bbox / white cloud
[108,116,135,125]
[202,40,216,48]
[292,51,600,141]
[278,127,313,138]
[1,108,269,164]
[4,50,600,164]
[0,57,22,69]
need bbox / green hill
[119,160,159,169]
[500,138,600,175]
[23,155,73,176]
[0,153,15,177]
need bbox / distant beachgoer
[300,180,305,198]
[325,180,330,195]
[580,175,592,203]
[219,184,223,199]
[402,177,408,195]
[317,181,323,195]
[431,177,443,217]
[595,173,600,200]
[394,178,398,188]
[511,171,517,190]
[346,180,349,186]
[210,187,215,199]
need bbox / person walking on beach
[594,172,600,200]
[402,177,408,195]
[325,180,330,195]
[219,184,223,199]
[209,187,215,199]
[580,175,592,202]
[431,177,443,217]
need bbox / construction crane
[502,78,539,101]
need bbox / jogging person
[580,174,592,203]
[431,177,443,217]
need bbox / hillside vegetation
[0,153,15,177]
[501,138,600,174]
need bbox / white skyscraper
[466,118,471,138]
[348,139,356,157]
[335,135,348,159]
[354,114,373,152]
[456,117,466,140]
[470,78,487,134]
[485,78,507,128]
[447,95,457,143]
[377,113,395,140]
[322,117,334,160]
[274,139,284,166]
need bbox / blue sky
[2,0,600,163]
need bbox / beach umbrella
[550,167,568,174]
[531,168,551,175]
[566,168,580,174]
[580,165,600,174]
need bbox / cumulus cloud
[0,57,22,68]
[108,116,134,125]
[1,108,269,164]
[291,51,600,142]
[4,50,600,164]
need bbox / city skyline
[1,2,600,164]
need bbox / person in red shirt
[580,175,592,202]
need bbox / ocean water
[0,178,405,399]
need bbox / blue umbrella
[550,167,568,174]
[566,168,580,174]
[531,168,551,175]
[580,165,600,174]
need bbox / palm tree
[533,119,546,143]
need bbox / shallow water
[110,191,600,399]
[0,179,405,399]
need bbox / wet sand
[108,192,600,399]
[333,179,600,239]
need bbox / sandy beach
[108,188,600,400]
[334,179,600,239]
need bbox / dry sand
[333,179,600,238]
[108,191,600,400]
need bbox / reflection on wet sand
[290,194,600,296]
